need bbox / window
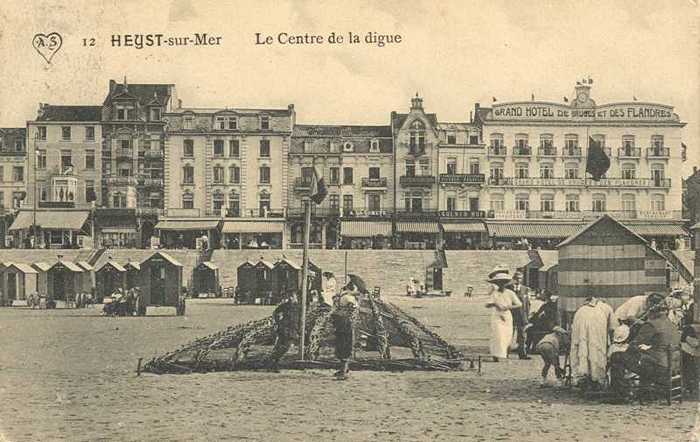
[39,186,47,202]
[592,134,606,147]
[85,126,95,141]
[62,126,71,141]
[14,140,22,152]
[515,162,529,179]
[213,166,224,184]
[446,158,457,175]
[301,167,314,184]
[343,142,354,152]
[150,108,161,121]
[540,134,553,149]
[12,166,23,182]
[515,193,529,211]
[490,163,504,181]
[260,115,270,130]
[343,195,354,212]
[214,140,224,157]
[651,194,665,211]
[651,135,664,150]
[228,117,238,130]
[259,166,271,184]
[368,167,380,180]
[119,167,131,177]
[621,163,636,180]
[259,139,270,157]
[368,194,381,211]
[409,120,425,153]
[184,114,193,130]
[469,159,480,175]
[540,194,555,212]
[0,166,3,182]
[343,167,353,185]
[229,165,240,184]
[621,193,636,212]
[515,134,529,150]
[490,193,505,212]
[651,164,665,186]
[37,150,47,169]
[329,167,339,185]
[564,134,579,153]
[469,135,479,145]
[329,194,340,209]
[120,139,131,151]
[228,192,240,217]
[85,150,95,170]
[61,150,72,170]
[405,160,416,177]
[447,133,457,144]
[370,139,380,152]
[490,134,504,149]
[85,180,95,202]
[564,162,579,179]
[592,193,606,212]
[446,195,457,212]
[37,126,47,140]
[183,165,194,184]
[259,191,271,214]
[183,140,194,157]
[229,139,240,157]
[213,192,225,212]
[10,192,21,208]
[622,135,635,149]
[216,116,226,130]
[182,192,194,209]
[565,194,580,212]
[0,191,4,207]
[540,163,554,179]
[112,192,126,208]
[419,159,430,176]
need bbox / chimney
[177,98,183,109]
[109,79,116,93]
[288,104,294,111]
[694,166,698,175]
[469,111,473,123]
[37,103,48,119]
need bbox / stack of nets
[142,295,464,374]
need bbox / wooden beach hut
[31,262,51,296]
[95,260,127,302]
[235,261,257,304]
[2,263,38,303]
[75,261,95,294]
[124,261,141,289]
[253,259,274,304]
[271,257,323,304]
[46,260,84,301]
[139,252,184,314]
[424,249,448,292]
[192,261,220,297]
[556,215,668,325]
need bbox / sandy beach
[0,296,697,441]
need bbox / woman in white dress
[485,269,523,362]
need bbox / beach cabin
[31,262,51,295]
[236,260,257,303]
[95,260,127,302]
[192,262,220,297]
[556,215,669,326]
[75,261,95,294]
[252,259,275,304]
[46,260,84,301]
[139,252,183,312]
[424,249,448,292]
[2,263,38,303]
[124,261,141,289]
[271,258,323,304]
[524,250,559,294]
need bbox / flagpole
[298,196,311,360]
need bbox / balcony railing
[439,173,485,184]
[562,146,582,157]
[537,146,557,157]
[618,147,641,158]
[488,177,671,188]
[135,207,163,217]
[399,175,435,186]
[488,146,507,157]
[105,176,138,186]
[144,150,164,159]
[340,208,391,218]
[490,209,682,221]
[294,177,312,190]
[361,177,388,188]
[287,207,342,218]
[116,148,133,159]
[202,208,286,218]
[143,178,164,188]
[647,147,670,158]
[512,146,532,156]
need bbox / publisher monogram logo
[33,32,62,64]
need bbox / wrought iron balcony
[647,147,670,158]
[361,177,388,188]
[537,146,557,157]
[288,207,342,218]
[294,177,312,191]
[512,146,532,157]
[116,148,133,159]
[488,146,506,157]
[105,176,138,186]
[439,173,485,184]
[394,208,440,219]
[143,178,164,188]
[399,175,435,186]
[135,207,163,217]
[144,150,164,159]
[487,176,671,188]
[490,209,683,221]
[618,147,641,158]
[562,146,582,157]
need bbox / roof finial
[123,75,128,91]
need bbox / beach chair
[627,346,683,405]
[464,286,473,298]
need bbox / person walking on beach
[486,267,523,362]
[570,296,617,389]
[507,271,531,359]
[331,274,363,380]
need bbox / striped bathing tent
[556,214,669,315]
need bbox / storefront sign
[490,102,677,122]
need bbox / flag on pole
[309,164,327,204]
[585,137,610,181]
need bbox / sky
[0,0,698,175]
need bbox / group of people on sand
[102,287,142,316]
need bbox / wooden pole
[298,198,311,360]
[344,250,348,285]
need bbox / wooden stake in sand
[298,198,311,360]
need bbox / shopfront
[154,219,221,249]
[395,221,440,249]
[339,220,392,249]
[221,220,284,249]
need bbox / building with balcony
[101,79,175,246]
[290,124,394,249]
[475,80,687,248]
[162,103,294,249]
[0,128,27,246]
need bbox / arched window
[490,133,504,154]
[515,162,529,179]
[409,120,425,153]
[515,193,529,211]
[592,193,606,212]
[565,194,579,212]
[540,194,555,212]
[182,191,194,209]
[539,162,554,179]
[621,163,636,180]
[621,193,636,212]
[539,134,554,154]
[228,191,240,217]
[490,162,504,182]
[565,162,579,179]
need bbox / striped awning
[222,221,284,234]
[486,222,584,239]
[341,221,392,238]
[9,210,89,231]
[625,223,687,237]
[101,227,137,234]
[396,222,440,234]
[155,219,220,231]
[441,222,487,233]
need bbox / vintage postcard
[0,1,698,441]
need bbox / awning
[222,221,284,234]
[396,222,440,234]
[76,261,93,271]
[341,221,392,238]
[198,261,218,270]
[486,222,585,239]
[100,227,137,234]
[155,219,220,231]
[9,211,89,231]
[625,223,687,237]
[441,222,487,233]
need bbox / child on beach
[535,326,570,386]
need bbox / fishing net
[142,295,466,374]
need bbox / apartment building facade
[0,128,26,246]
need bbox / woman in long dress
[486,269,523,361]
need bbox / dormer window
[216,116,226,130]
[343,142,354,152]
[409,120,425,153]
[260,115,270,130]
[370,139,380,152]
[215,115,237,130]
[150,107,161,121]
[184,114,194,130]
[228,117,238,130]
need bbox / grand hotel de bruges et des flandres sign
[490,102,679,123]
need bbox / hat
[612,325,630,344]
[346,273,368,293]
[552,326,568,335]
[646,293,665,309]
[488,265,509,280]
[513,271,523,279]
[682,336,700,357]
[487,271,512,284]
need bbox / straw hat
[488,265,510,280]
[612,324,630,344]
[552,326,568,335]
[682,336,700,357]
[487,271,512,284]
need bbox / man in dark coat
[507,271,531,359]
[331,274,363,380]
[267,293,300,372]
